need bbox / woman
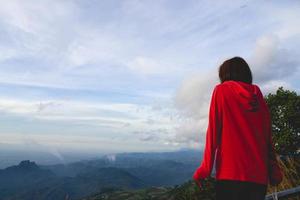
[193,57,283,200]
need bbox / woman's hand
[194,178,204,189]
[193,171,204,189]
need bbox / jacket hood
[223,80,259,112]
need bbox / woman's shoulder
[214,82,230,92]
[216,81,262,93]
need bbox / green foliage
[169,178,216,200]
[264,87,300,156]
[83,178,217,200]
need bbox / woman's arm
[193,85,222,180]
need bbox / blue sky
[0,0,299,156]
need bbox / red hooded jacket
[193,80,283,186]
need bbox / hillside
[0,165,147,200]
[82,179,216,200]
[82,156,300,200]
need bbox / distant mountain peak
[18,160,39,170]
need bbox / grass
[267,156,300,200]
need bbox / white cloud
[0,0,77,56]
[0,1,69,31]
[174,69,219,119]
[0,96,179,145]
[259,80,292,95]
[127,56,165,75]
[171,68,220,147]
[0,132,177,153]
[250,35,300,86]
[172,118,206,145]
[64,28,128,68]
[0,98,138,126]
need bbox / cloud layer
[0,0,299,153]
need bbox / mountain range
[0,150,202,200]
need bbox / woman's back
[215,80,270,185]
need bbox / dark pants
[216,179,267,200]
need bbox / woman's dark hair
[218,57,253,84]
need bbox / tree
[264,87,300,156]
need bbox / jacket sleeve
[266,107,283,186]
[193,85,222,180]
